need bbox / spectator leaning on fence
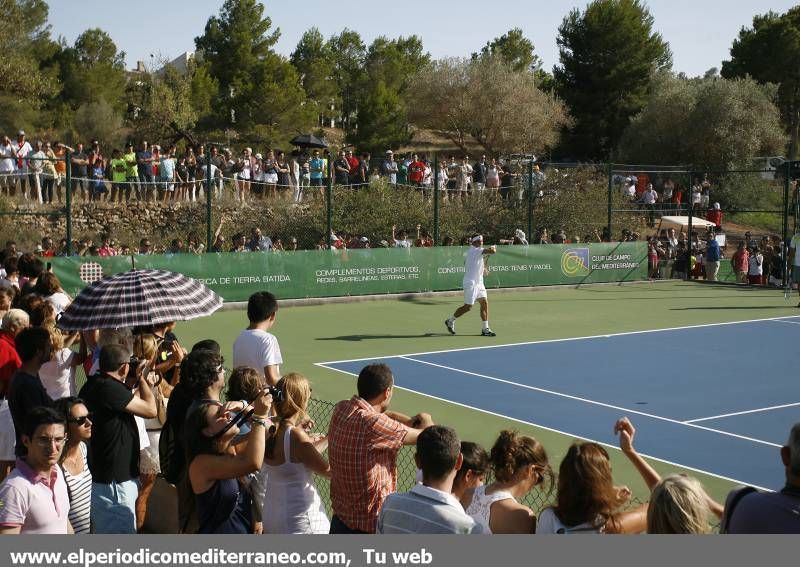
[537,418,660,534]
[327,363,434,534]
[464,430,551,534]
[377,425,482,534]
[0,407,71,534]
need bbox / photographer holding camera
[79,344,157,534]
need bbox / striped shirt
[61,443,92,534]
[377,484,482,534]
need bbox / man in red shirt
[327,363,433,533]
[345,150,360,187]
[408,154,426,187]
[0,309,29,481]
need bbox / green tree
[127,63,201,145]
[194,0,313,142]
[617,73,785,169]
[72,99,128,148]
[327,29,367,133]
[348,36,429,153]
[56,29,128,111]
[408,56,572,156]
[0,0,58,132]
[291,28,339,127]
[473,28,541,73]
[722,9,800,158]
[554,0,672,159]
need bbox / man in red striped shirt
[327,363,433,533]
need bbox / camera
[266,385,284,404]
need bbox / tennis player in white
[445,234,497,336]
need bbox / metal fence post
[783,161,791,289]
[527,160,534,242]
[686,171,693,281]
[433,155,440,245]
[326,158,333,242]
[206,154,213,252]
[606,163,613,239]
[65,150,72,255]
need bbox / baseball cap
[360,236,369,242]
[17,130,25,137]
[471,235,483,243]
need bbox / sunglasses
[68,413,94,426]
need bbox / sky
[48,0,797,76]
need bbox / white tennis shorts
[464,280,487,306]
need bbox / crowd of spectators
[0,278,796,535]
[0,244,800,534]
[1,130,541,207]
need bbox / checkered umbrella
[57,269,223,331]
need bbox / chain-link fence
[306,398,647,518]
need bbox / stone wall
[0,201,324,249]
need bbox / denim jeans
[92,479,139,534]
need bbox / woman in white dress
[465,430,552,533]
[55,397,93,534]
[259,373,330,534]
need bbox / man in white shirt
[11,131,32,200]
[232,291,282,386]
[445,235,497,336]
[391,225,412,248]
[0,135,15,196]
[377,425,482,534]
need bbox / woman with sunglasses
[54,397,93,534]
[258,373,330,534]
[185,387,272,534]
[465,430,553,533]
[537,417,661,534]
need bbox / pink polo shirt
[0,458,70,533]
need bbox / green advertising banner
[50,243,648,303]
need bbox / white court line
[684,402,800,424]
[769,319,800,326]
[316,315,800,366]
[315,362,773,491]
[396,356,781,449]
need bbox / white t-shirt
[791,234,800,267]
[11,141,32,173]
[748,253,763,276]
[0,143,14,173]
[394,239,412,248]
[463,245,485,285]
[232,328,283,376]
[39,348,77,399]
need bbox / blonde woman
[258,372,330,534]
[39,324,86,399]
[647,474,723,534]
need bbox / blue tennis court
[317,315,800,490]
